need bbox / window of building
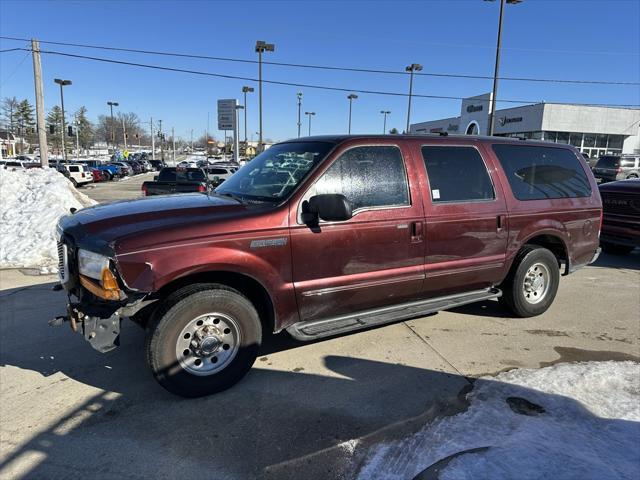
[544,131,557,142]
[583,134,596,148]
[421,146,495,203]
[492,144,591,200]
[596,134,608,148]
[314,146,409,211]
[608,135,624,150]
[569,133,582,148]
[556,132,570,144]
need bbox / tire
[626,174,638,179]
[105,171,113,181]
[70,178,78,187]
[500,246,560,318]
[601,242,634,255]
[146,283,262,397]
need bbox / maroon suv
[54,135,602,397]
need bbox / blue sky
[1,0,639,142]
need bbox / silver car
[592,155,640,183]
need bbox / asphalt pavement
[0,179,638,479]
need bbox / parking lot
[0,180,639,479]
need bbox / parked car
[141,167,210,196]
[53,135,602,397]
[3,160,27,169]
[178,160,198,168]
[149,159,166,171]
[598,179,640,255]
[125,161,143,175]
[65,163,93,187]
[81,160,119,180]
[206,166,236,186]
[592,155,640,183]
[90,168,106,182]
[110,162,132,176]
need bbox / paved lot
[82,173,155,203]
[1,180,638,479]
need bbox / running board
[287,288,501,341]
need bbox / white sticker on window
[432,189,440,199]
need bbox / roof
[279,134,564,147]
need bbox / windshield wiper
[216,192,245,203]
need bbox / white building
[410,93,640,158]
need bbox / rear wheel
[601,242,634,255]
[146,284,262,397]
[500,246,559,317]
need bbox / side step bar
[287,287,501,341]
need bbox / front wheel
[500,246,560,318]
[145,284,262,397]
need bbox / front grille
[57,241,69,283]
[601,192,640,217]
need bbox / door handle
[410,221,423,243]
[497,215,506,231]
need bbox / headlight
[78,249,110,281]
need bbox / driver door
[289,143,426,322]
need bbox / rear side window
[314,145,409,211]
[421,146,495,203]
[493,144,591,200]
[69,166,79,173]
[595,156,620,169]
[208,168,228,174]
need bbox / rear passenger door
[290,143,426,322]
[418,144,509,297]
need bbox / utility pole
[305,111,315,136]
[234,105,243,163]
[255,40,275,153]
[296,92,303,137]
[381,110,391,134]
[347,94,358,134]
[241,86,254,146]
[150,117,155,160]
[31,39,48,167]
[159,119,164,162]
[107,101,118,151]
[405,63,423,133]
[75,116,80,160]
[190,129,194,152]
[122,117,128,150]
[171,127,175,164]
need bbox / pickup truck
[53,135,602,397]
[141,167,210,196]
[80,160,119,180]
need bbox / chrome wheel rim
[522,262,550,305]
[176,312,241,376]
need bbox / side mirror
[153,175,158,181]
[302,194,352,224]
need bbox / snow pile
[357,361,640,480]
[0,167,96,272]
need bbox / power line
[0,35,638,86]
[2,46,638,108]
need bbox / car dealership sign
[217,99,237,131]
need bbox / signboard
[217,99,237,130]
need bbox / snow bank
[357,361,640,480]
[0,167,96,272]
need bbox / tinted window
[595,156,620,169]
[69,166,79,173]
[158,168,206,182]
[208,168,228,174]
[493,144,591,200]
[421,146,494,203]
[314,146,409,210]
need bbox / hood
[599,179,640,195]
[59,193,257,254]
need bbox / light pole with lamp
[241,86,254,145]
[305,111,315,136]
[380,110,391,134]
[485,0,522,136]
[347,94,358,134]
[54,78,72,161]
[296,92,303,137]
[405,64,422,133]
[107,101,119,151]
[255,40,275,152]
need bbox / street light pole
[241,86,254,145]
[380,110,391,134]
[405,64,422,133]
[54,78,72,162]
[347,94,358,134]
[234,105,244,162]
[296,92,303,137]
[255,40,275,153]
[107,101,118,151]
[305,111,315,136]
[486,0,522,136]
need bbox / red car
[54,135,602,397]
[90,168,105,182]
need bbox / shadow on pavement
[590,249,640,271]
[1,281,638,480]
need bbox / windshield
[215,142,333,201]
[158,168,206,182]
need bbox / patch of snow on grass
[0,167,96,271]
[357,361,640,480]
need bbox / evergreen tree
[16,99,36,144]
[46,105,72,153]
[73,106,94,149]
[389,127,399,134]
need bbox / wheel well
[148,271,276,333]
[523,234,568,273]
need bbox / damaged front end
[50,217,153,353]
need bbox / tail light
[616,167,622,173]
[141,184,147,196]
[198,184,206,193]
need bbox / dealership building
[409,93,640,157]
